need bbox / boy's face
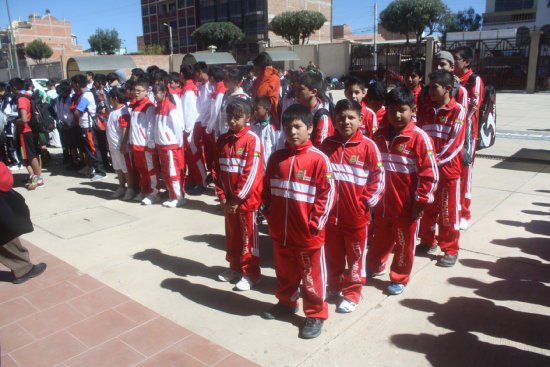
[169,80,179,90]
[403,70,422,90]
[345,84,366,105]
[294,83,316,106]
[335,108,361,140]
[453,53,470,73]
[154,89,166,103]
[253,104,269,120]
[435,59,454,72]
[224,74,237,90]
[283,119,313,146]
[428,80,451,104]
[366,98,384,112]
[134,85,148,101]
[387,104,415,131]
[227,111,249,133]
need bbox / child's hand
[411,203,425,219]
[120,145,126,155]
[220,198,227,211]
[227,199,239,214]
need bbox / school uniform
[250,115,285,170]
[262,140,335,320]
[360,103,378,139]
[196,81,214,175]
[204,82,228,176]
[106,105,132,173]
[217,87,250,137]
[252,66,281,124]
[320,130,384,303]
[310,98,333,148]
[214,126,263,282]
[417,97,466,256]
[77,89,106,176]
[367,121,438,284]
[16,92,37,161]
[129,97,158,195]
[179,80,204,188]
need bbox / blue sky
[1,0,485,53]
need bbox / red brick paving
[0,240,259,367]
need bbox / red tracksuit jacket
[360,105,378,139]
[372,121,439,218]
[417,97,466,179]
[214,126,263,212]
[320,130,385,228]
[262,140,335,249]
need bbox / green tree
[380,0,448,43]
[191,22,244,50]
[440,7,482,41]
[24,39,53,64]
[269,10,327,45]
[88,28,121,55]
[140,44,166,55]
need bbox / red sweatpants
[325,224,367,303]
[158,148,184,199]
[460,151,475,220]
[185,124,208,187]
[366,214,419,285]
[224,210,261,282]
[273,242,328,320]
[203,128,217,173]
[132,149,159,195]
[419,175,461,256]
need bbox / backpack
[467,73,496,150]
[89,88,108,130]
[312,107,333,137]
[19,94,56,134]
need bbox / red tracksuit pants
[460,151,475,221]
[132,149,159,195]
[419,175,461,256]
[366,214,420,285]
[273,242,328,320]
[203,128,217,173]
[185,124,208,187]
[325,224,367,304]
[224,210,261,282]
[158,147,184,200]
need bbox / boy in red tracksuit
[367,87,438,295]
[417,69,466,267]
[344,76,378,139]
[213,99,263,292]
[320,99,384,313]
[262,103,335,339]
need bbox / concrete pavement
[1,92,549,366]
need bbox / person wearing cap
[433,51,468,109]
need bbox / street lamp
[163,22,173,56]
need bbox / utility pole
[5,0,21,77]
[373,2,378,71]
[163,22,173,56]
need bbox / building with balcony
[483,0,550,30]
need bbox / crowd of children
[0,48,483,339]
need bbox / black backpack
[467,73,496,150]
[89,88,108,130]
[19,94,56,134]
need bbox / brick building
[0,12,85,64]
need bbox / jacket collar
[230,125,250,138]
[331,129,363,144]
[286,139,312,155]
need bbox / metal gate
[536,29,550,91]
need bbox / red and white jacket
[262,140,335,249]
[320,130,385,228]
[197,81,213,128]
[129,97,156,151]
[417,97,466,179]
[311,98,334,148]
[206,81,228,135]
[214,126,263,212]
[372,121,439,218]
[360,104,378,139]
[154,97,184,149]
[180,79,199,134]
[459,69,484,140]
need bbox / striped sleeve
[363,139,385,208]
[236,132,263,202]
[414,128,439,204]
[437,106,466,166]
[309,148,335,232]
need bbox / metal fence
[0,61,63,82]
[536,33,550,91]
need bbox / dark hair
[225,68,242,83]
[151,69,168,83]
[135,76,150,90]
[23,79,33,91]
[146,65,160,74]
[253,52,272,68]
[94,73,107,86]
[282,104,313,128]
[367,81,387,101]
[169,72,181,83]
[208,66,225,83]
[125,79,136,91]
[152,83,177,105]
[108,87,127,104]
[9,78,23,91]
[180,63,194,80]
[334,98,362,116]
[453,46,473,61]
[56,81,72,96]
[428,69,454,88]
[86,71,94,78]
[107,72,119,84]
[344,75,366,91]
[193,61,208,74]
[71,74,87,88]
[226,98,252,117]
[385,87,415,108]
[131,68,145,78]
[401,59,425,78]
[297,72,324,94]
[253,95,272,110]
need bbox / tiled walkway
[0,240,259,367]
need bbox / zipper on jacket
[335,142,345,225]
[283,154,296,247]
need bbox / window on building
[217,0,229,21]
[170,20,177,29]
[494,0,534,12]
[178,0,185,8]
[168,2,176,12]
[187,0,194,7]
[151,23,158,32]
[142,6,149,16]
[150,5,157,14]
[200,0,215,22]
[144,24,150,33]
[179,18,187,27]
[187,17,195,26]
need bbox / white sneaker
[9,164,22,171]
[235,276,259,291]
[460,218,469,230]
[141,192,160,205]
[122,188,137,201]
[336,297,360,313]
[133,192,146,202]
[111,187,126,198]
[218,269,240,282]
[162,197,187,208]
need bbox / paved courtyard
[1,93,549,366]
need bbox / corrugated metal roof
[181,52,236,65]
[67,55,137,71]
[264,50,300,62]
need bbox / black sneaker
[13,263,47,284]
[262,303,298,320]
[437,254,458,267]
[299,317,323,339]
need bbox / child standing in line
[261,104,335,339]
[400,59,425,109]
[344,76,378,139]
[106,88,137,200]
[250,96,285,170]
[366,82,388,127]
[214,99,263,291]
[216,69,250,138]
[416,70,466,267]
[366,87,438,295]
[205,67,227,178]
[192,62,212,186]
[320,99,384,312]
[294,72,333,147]
[153,83,186,208]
